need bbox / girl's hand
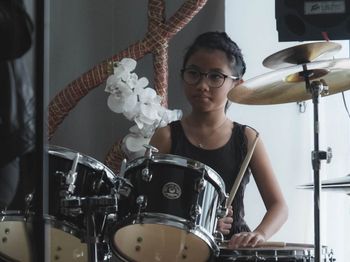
[229,230,266,248]
[217,206,233,235]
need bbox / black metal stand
[85,209,99,262]
[33,0,47,261]
[302,64,330,262]
[62,195,117,262]
[83,196,117,262]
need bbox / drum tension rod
[141,145,159,182]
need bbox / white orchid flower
[126,74,149,90]
[131,88,161,128]
[105,57,182,159]
[107,83,134,114]
[105,74,131,94]
[123,133,149,152]
[122,133,150,159]
[142,123,161,137]
[129,124,156,138]
[113,58,137,81]
[159,108,183,127]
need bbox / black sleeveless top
[170,120,251,238]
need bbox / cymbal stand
[61,194,117,262]
[82,196,117,262]
[83,199,101,262]
[302,64,332,262]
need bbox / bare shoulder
[242,125,269,171]
[149,125,172,154]
[243,125,260,144]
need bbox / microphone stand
[302,64,332,262]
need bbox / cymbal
[263,42,342,70]
[228,58,350,105]
[298,174,350,194]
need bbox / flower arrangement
[105,58,182,159]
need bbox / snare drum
[216,243,334,262]
[0,145,121,262]
[112,153,227,262]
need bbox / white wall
[225,0,350,261]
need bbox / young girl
[150,31,288,248]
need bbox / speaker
[276,0,350,41]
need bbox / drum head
[0,213,87,262]
[113,223,210,262]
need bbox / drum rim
[48,144,117,182]
[218,244,331,259]
[126,153,226,199]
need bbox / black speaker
[276,0,350,41]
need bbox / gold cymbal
[263,42,342,70]
[298,175,350,194]
[228,59,350,105]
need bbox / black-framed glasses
[181,68,240,88]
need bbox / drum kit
[1,42,349,261]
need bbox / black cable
[341,91,350,119]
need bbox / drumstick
[226,131,259,208]
[221,240,286,248]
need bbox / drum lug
[107,213,118,223]
[141,168,152,182]
[143,144,159,159]
[136,195,147,211]
[190,204,201,221]
[57,153,81,198]
[194,178,206,193]
[216,206,228,219]
[66,152,80,195]
[213,230,224,246]
[24,193,33,217]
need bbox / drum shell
[46,145,118,228]
[113,154,227,262]
[119,154,226,230]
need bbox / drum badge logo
[162,182,182,199]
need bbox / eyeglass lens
[182,69,226,88]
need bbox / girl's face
[182,48,240,113]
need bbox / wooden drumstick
[221,240,286,248]
[225,131,260,208]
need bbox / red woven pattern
[104,139,127,174]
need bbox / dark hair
[182,31,246,78]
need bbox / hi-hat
[228,58,350,105]
[298,174,350,194]
[263,42,342,70]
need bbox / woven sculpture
[48,0,208,173]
